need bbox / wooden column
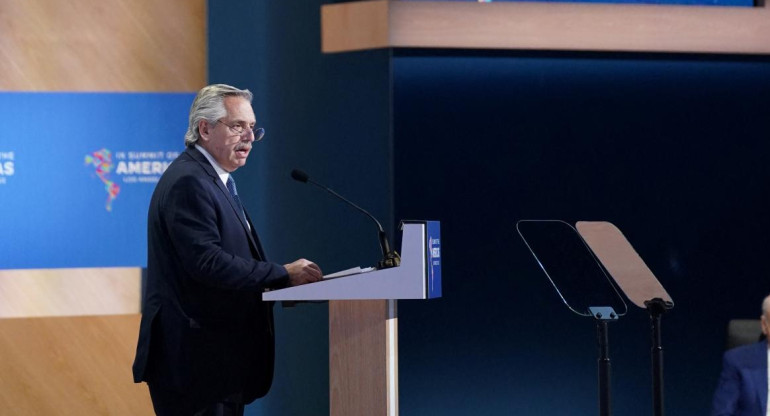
[329,299,399,416]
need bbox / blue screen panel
[0,92,194,269]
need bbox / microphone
[291,168,400,269]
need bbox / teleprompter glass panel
[517,220,627,317]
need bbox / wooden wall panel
[0,268,141,318]
[0,1,204,412]
[0,0,206,91]
[0,314,153,415]
[322,0,770,55]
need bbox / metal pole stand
[590,306,618,416]
[576,221,675,416]
[644,298,670,416]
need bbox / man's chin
[229,160,247,171]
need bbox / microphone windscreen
[291,169,309,183]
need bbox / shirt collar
[195,144,230,186]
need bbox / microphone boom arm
[293,170,400,269]
[314,181,384,232]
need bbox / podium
[264,220,441,416]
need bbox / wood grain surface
[322,0,770,54]
[0,314,153,414]
[0,268,141,318]
[0,0,206,91]
[330,300,396,416]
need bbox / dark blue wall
[209,1,770,414]
[393,51,770,415]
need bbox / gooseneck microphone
[291,169,400,269]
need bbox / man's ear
[198,120,211,141]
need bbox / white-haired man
[133,84,322,415]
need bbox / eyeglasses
[217,120,265,141]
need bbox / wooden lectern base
[329,300,398,416]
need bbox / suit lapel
[243,209,266,261]
[185,147,261,254]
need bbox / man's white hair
[184,84,253,147]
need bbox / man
[712,294,770,416]
[133,84,322,415]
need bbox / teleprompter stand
[517,220,627,416]
[576,221,674,416]
[518,220,674,416]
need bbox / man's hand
[284,259,323,286]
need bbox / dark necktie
[226,175,248,225]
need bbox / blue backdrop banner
[0,92,194,269]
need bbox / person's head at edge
[184,84,258,173]
[762,294,770,343]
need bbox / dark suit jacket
[712,341,769,416]
[132,147,289,408]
